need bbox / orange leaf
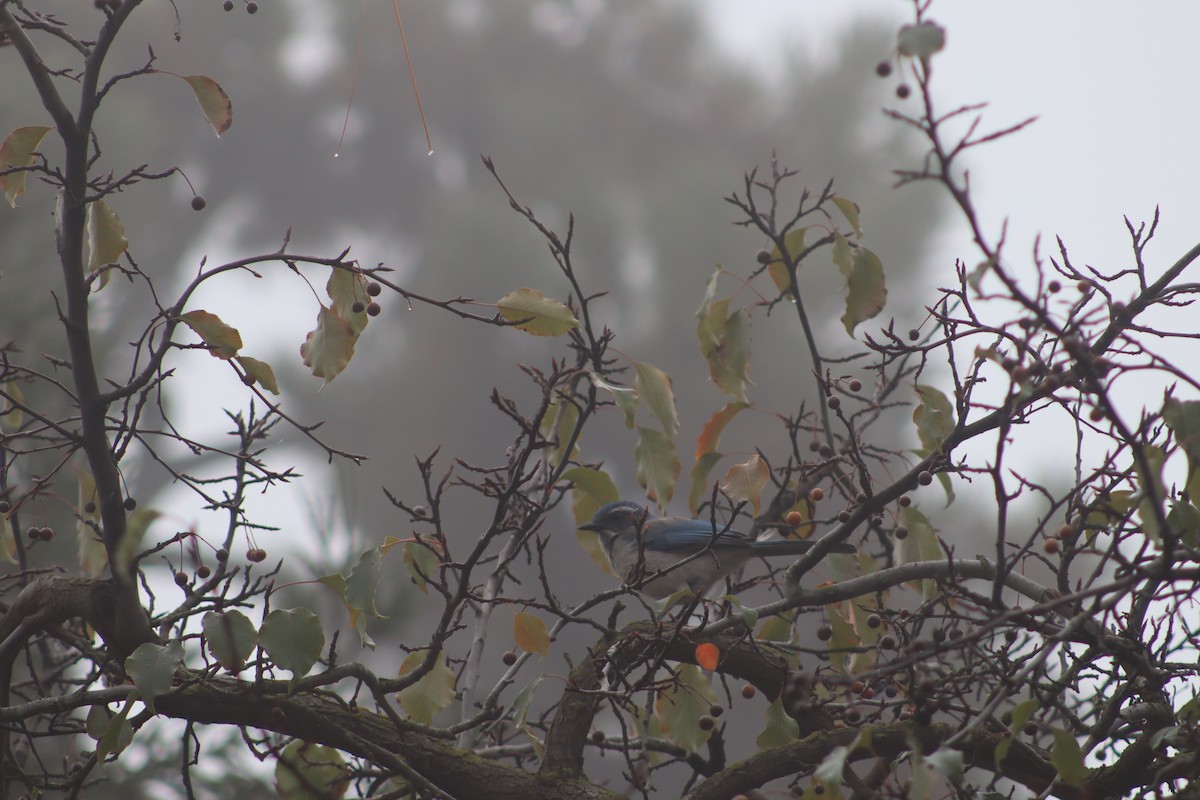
[694,642,719,671]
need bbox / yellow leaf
[513,612,550,657]
[182,75,233,136]
[497,288,579,336]
[0,125,54,207]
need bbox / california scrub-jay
[578,500,855,599]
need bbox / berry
[741,684,757,700]
[223,0,234,9]
[809,487,825,502]
[590,730,605,743]
[245,1,259,12]
[709,704,724,718]
[837,509,852,523]
[174,571,189,587]
[875,61,892,77]
[848,379,863,392]
[698,715,715,731]
[123,497,137,511]
[817,444,834,458]
[855,491,868,504]
[879,635,896,649]
[197,565,212,579]
[817,624,833,642]
[247,548,267,562]
[190,195,206,211]
[917,471,933,486]
[867,614,881,629]
[893,526,908,540]
[899,494,912,507]
[502,650,517,666]
[755,249,772,264]
[366,281,382,297]
[26,526,39,540]
[1023,722,1038,737]
[785,510,803,526]
[1043,538,1060,554]
[1088,406,1105,422]
[827,396,841,410]
[0,500,10,514]
[896,83,911,99]
[1047,280,1062,294]
[851,679,865,694]
[39,526,54,540]
[84,501,96,513]
[933,628,946,643]
[366,302,381,317]
[908,328,920,341]
[215,548,229,562]
[351,300,365,314]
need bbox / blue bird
[578,500,855,599]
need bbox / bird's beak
[577,522,603,532]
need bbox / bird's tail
[753,537,856,555]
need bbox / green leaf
[831,196,862,238]
[687,451,725,516]
[513,611,551,657]
[696,296,753,402]
[76,469,107,577]
[0,380,23,432]
[588,372,638,428]
[115,507,161,576]
[840,244,887,336]
[1050,729,1089,786]
[181,75,233,136]
[0,125,53,207]
[326,268,370,335]
[300,306,358,384]
[276,740,349,800]
[757,696,800,750]
[719,453,769,516]
[1163,397,1200,461]
[913,385,956,502]
[202,610,258,672]
[180,310,243,360]
[564,466,620,525]
[1135,445,1167,544]
[344,546,386,624]
[765,227,809,296]
[235,355,280,395]
[94,697,136,762]
[512,676,546,758]
[397,651,456,725]
[635,361,679,437]
[654,664,718,753]
[496,288,579,336]
[898,506,943,600]
[125,641,184,713]
[635,426,680,509]
[755,612,794,642]
[86,199,128,285]
[260,608,325,678]
[402,536,444,595]
[898,22,946,58]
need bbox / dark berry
[215,548,229,562]
[245,1,259,13]
[502,650,517,666]
[174,571,189,586]
[590,730,605,743]
[896,83,911,99]
[709,704,724,718]
[190,195,206,211]
[351,300,365,314]
[875,61,892,77]
[698,715,715,731]
[123,497,137,511]
[38,526,53,540]
[827,396,841,410]
[755,249,772,264]
[1047,280,1062,294]
[893,526,909,540]
[898,494,912,507]
[848,379,863,392]
[366,281,382,297]
[26,527,39,540]
[197,565,212,579]
[917,471,933,486]
[0,500,10,514]
[817,625,833,641]
[84,501,96,513]
[867,614,881,629]
[908,328,920,341]
[223,0,234,9]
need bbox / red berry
[785,510,804,526]
[809,487,825,502]
[502,650,517,666]
[848,379,863,392]
[741,684,757,700]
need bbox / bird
[577,500,856,599]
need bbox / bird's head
[577,500,649,539]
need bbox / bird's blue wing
[641,518,750,552]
